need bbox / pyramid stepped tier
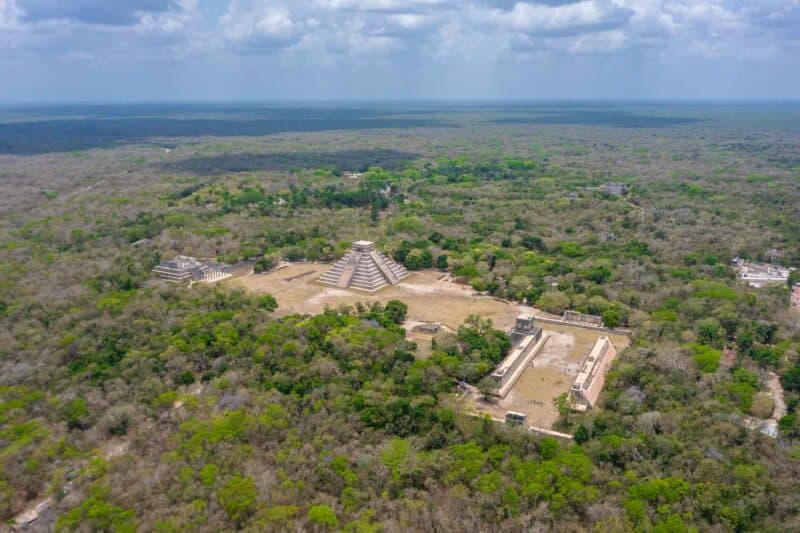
[349,257,390,291]
[374,250,409,280]
[369,250,398,283]
[318,254,352,285]
[319,241,409,291]
[337,252,362,287]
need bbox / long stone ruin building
[564,310,604,327]
[732,257,791,288]
[490,315,546,397]
[152,256,232,284]
[319,240,409,291]
[569,336,618,411]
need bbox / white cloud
[2,0,800,68]
[491,1,633,36]
[220,4,304,51]
[567,28,627,53]
[0,0,21,27]
[17,0,189,26]
[314,0,450,13]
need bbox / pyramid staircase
[319,241,409,291]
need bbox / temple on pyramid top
[319,240,409,291]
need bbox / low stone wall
[472,413,574,440]
[494,333,549,398]
[491,329,543,388]
[570,336,618,409]
[534,315,632,335]
[224,260,256,277]
[564,310,603,327]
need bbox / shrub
[257,294,278,312]
[781,365,800,392]
[284,247,305,262]
[254,256,275,273]
[574,424,590,444]
[218,475,257,525]
[725,382,757,412]
[56,489,136,532]
[521,235,546,252]
[103,406,132,436]
[308,505,339,529]
[749,392,775,418]
[537,291,570,315]
[234,188,266,206]
[602,309,622,328]
[557,241,583,257]
[176,371,195,386]
[582,265,612,284]
[384,300,408,324]
[403,248,433,270]
[692,280,738,301]
[62,398,91,430]
[199,464,219,487]
[696,318,724,346]
[690,344,721,373]
[264,505,299,524]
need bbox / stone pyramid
[319,241,409,291]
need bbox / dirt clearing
[230,264,520,331]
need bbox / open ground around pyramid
[231,263,629,430]
[231,263,521,331]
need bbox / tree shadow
[490,110,705,128]
[158,148,421,175]
[0,106,450,155]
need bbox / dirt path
[766,371,787,420]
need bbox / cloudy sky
[0,0,799,101]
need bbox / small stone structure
[792,284,800,310]
[489,316,546,397]
[600,231,618,243]
[505,411,526,425]
[510,314,539,345]
[732,257,791,288]
[765,248,781,263]
[569,336,618,410]
[413,322,441,334]
[598,182,631,196]
[152,256,232,284]
[319,240,409,291]
[564,310,603,327]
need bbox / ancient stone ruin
[152,256,231,284]
[490,315,546,398]
[564,310,604,327]
[570,336,618,411]
[318,240,409,291]
[732,257,791,288]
